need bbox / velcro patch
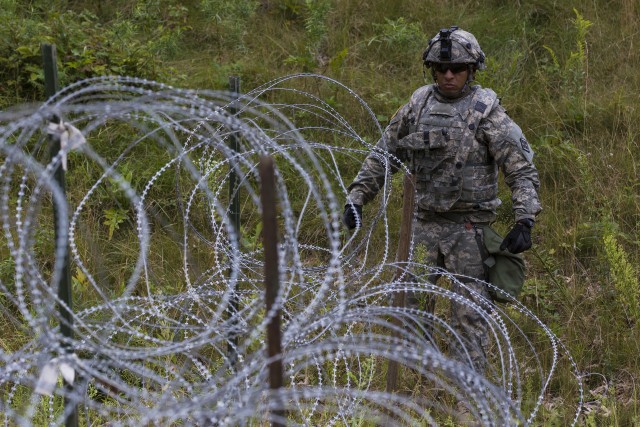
[520,137,531,153]
[474,101,487,114]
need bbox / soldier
[343,26,542,373]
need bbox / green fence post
[42,43,78,427]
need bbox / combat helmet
[423,26,486,70]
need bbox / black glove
[342,204,362,230]
[500,220,533,254]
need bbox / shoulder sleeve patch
[507,122,534,163]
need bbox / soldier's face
[434,64,470,97]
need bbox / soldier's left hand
[500,220,533,253]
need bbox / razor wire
[0,74,583,426]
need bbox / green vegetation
[2,0,640,425]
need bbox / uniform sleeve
[479,104,542,222]
[346,103,412,206]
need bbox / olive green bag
[480,225,526,303]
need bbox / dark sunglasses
[433,63,468,74]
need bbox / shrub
[0,5,187,107]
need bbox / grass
[1,0,640,424]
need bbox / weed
[602,231,639,324]
[200,0,259,51]
[103,208,129,241]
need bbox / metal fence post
[42,43,78,427]
[227,76,241,366]
[259,156,285,427]
[385,173,416,396]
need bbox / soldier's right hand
[342,204,362,229]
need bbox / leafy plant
[280,0,332,70]
[104,208,129,240]
[0,5,187,107]
[303,0,331,53]
[200,0,259,50]
[71,267,89,291]
[241,221,263,252]
[370,17,425,51]
[539,8,593,110]
[367,17,426,69]
[603,231,639,324]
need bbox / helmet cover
[423,26,486,70]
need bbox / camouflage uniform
[345,27,541,370]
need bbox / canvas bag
[480,225,526,303]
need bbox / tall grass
[1,0,639,424]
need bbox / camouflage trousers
[409,218,492,372]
